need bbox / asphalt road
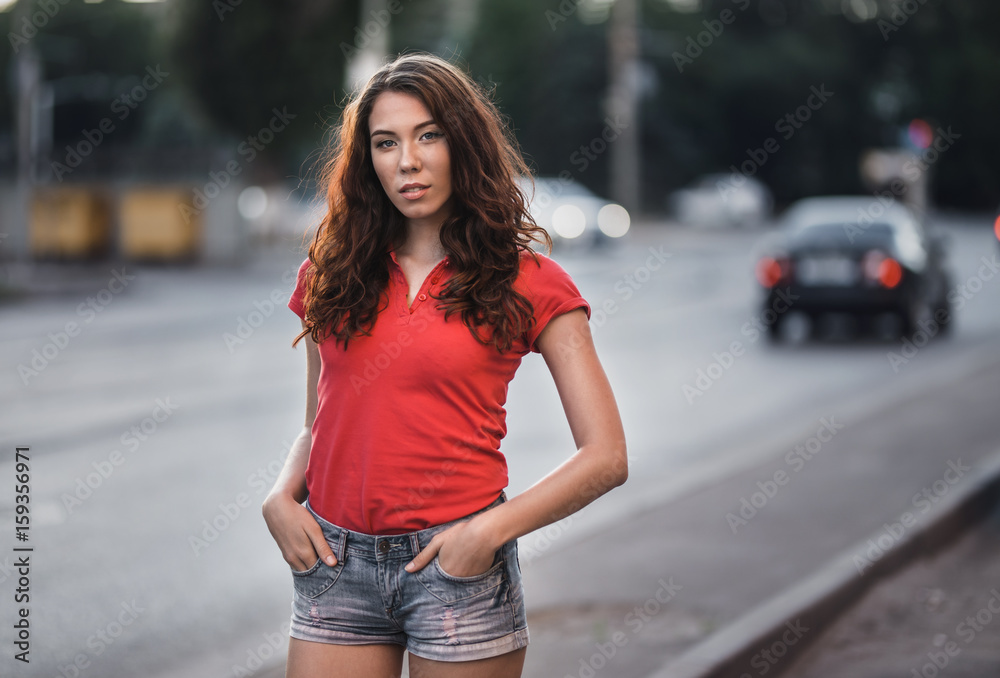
[0,213,997,678]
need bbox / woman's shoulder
[516,247,573,282]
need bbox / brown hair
[293,53,551,352]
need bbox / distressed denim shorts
[288,491,529,662]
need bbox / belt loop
[409,533,421,556]
[335,529,347,561]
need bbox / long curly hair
[293,53,551,352]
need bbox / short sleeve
[288,257,312,320]
[521,251,591,353]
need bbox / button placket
[407,257,449,314]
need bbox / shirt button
[431,277,439,284]
[418,293,427,301]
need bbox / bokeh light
[908,119,934,150]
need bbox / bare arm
[261,319,338,569]
[405,307,627,575]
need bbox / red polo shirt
[288,247,591,535]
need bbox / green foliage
[166,0,359,176]
[2,0,998,208]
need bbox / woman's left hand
[404,517,498,577]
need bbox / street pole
[607,0,640,216]
[11,0,42,261]
[345,0,391,94]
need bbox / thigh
[286,637,405,678]
[407,647,526,678]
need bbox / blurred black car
[994,205,1000,251]
[754,196,952,341]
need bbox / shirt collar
[386,246,450,269]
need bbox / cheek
[371,157,394,191]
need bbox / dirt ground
[783,501,1000,677]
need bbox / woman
[262,53,627,678]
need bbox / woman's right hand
[261,492,337,571]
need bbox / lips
[400,184,429,200]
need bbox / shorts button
[378,541,390,553]
[418,293,427,301]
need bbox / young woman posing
[263,53,627,678]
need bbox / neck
[395,219,447,263]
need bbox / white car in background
[669,173,773,228]
[517,175,630,248]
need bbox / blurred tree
[1,0,171,179]
[4,0,998,208]
[460,0,611,196]
[639,0,1000,210]
[165,0,359,182]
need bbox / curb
[645,447,1000,678]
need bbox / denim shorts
[288,492,529,662]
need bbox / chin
[396,202,450,224]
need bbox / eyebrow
[370,120,438,138]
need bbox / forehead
[368,91,434,133]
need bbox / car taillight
[755,257,788,288]
[863,250,903,289]
[994,215,1000,242]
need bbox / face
[368,91,453,230]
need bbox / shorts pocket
[291,556,345,599]
[415,549,506,603]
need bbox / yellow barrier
[119,188,200,261]
[30,188,111,259]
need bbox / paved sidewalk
[781,501,1000,677]
[517,356,1000,678]
[258,351,1000,678]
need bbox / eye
[421,131,444,141]
[374,138,395,149]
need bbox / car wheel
[934,275,954,337]
[765,317,783,343]
[900,299,933,339]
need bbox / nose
[399,140,421,173]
